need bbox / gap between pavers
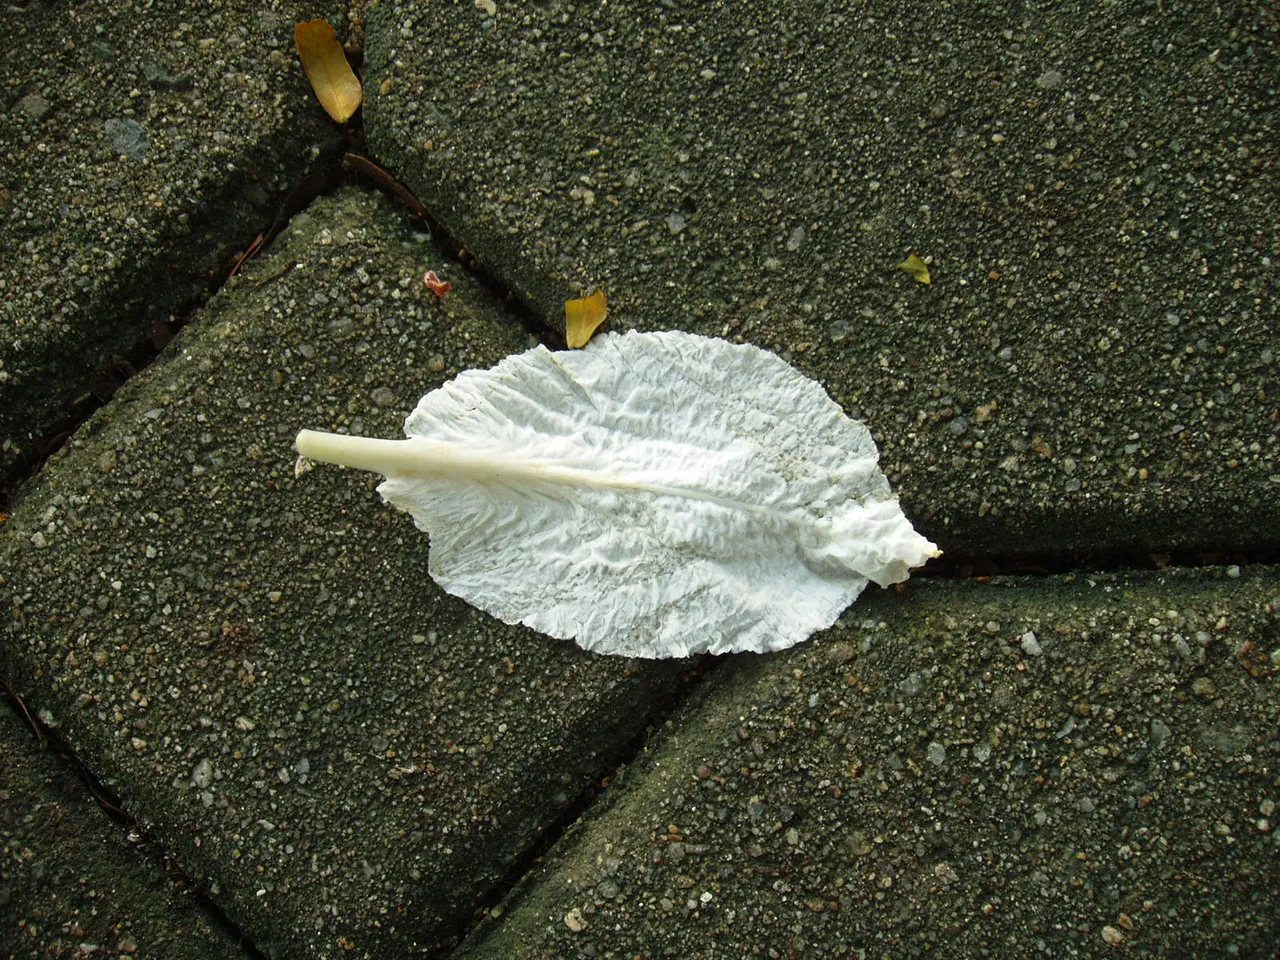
[362,0,1279,559]
[1,0,348,493]
[1,703,248,960]
[0,188,688,959]
[453,568,1280,960]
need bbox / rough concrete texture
[455,569,1280,960]
[1,188,687,959]
[3,3,1278,959]
[0,0,348,490]
[0,703,245,960]
[363,0,1279,557]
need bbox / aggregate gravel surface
[0,0,348,491]
[454,568,1280,960]
[362,0,1279,558]
[1,702,245,960]
[4,3,1278,958]
[0,189,686,959]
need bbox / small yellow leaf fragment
[295,20,363,124]
[897,254,932,285]
[565,290,609,348]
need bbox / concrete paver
[363,0,1279,557]
[1,0,347,491]
[1,702,245,960]
[454,569,1280,960]
[1,189,685,959]
[2,2,1277,957]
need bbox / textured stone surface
[455,569,1280,960]
[0,0,347,491]
[363,0,1279,557]
[2,2,1277,957]
[1,190,685,959]
[0,703,244,960]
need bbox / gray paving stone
[1,188,685,959]
[1,0,347,488]
[454,568,1280,960]
[0,702,245,960]
[4,4,1277,958]
[363,0,1280,557]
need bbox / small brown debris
[295,20,363,123]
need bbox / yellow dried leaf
[295,20,363,124]
[565,290,609,348]
[897,254,932,285]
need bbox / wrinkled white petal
[299,330,939,657]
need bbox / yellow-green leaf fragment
[565,290,609,348]
[897,254,932,285]
[295,20,363,123]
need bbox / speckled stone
[1,703,244,959]
[454,569,1280,960]
[0,189,685,959]
[0,0,348,489]
[362,0,1279,557]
